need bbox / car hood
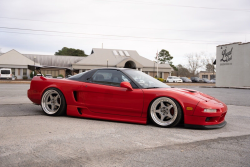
[168,88,215,102]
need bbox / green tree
[55,47,87,57]
[157,49,177,71]
[30,71,37,78]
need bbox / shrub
[58,74,64,78]
[23,76,28,80]
[155,77,165,82]
[30,71,37,78]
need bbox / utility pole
[213,65,214,79]
[153,62,155,77]
[107,59,108,68]
[156,50,158,78]
[33,56,36,76]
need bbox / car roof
[90,67,136,71]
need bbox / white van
[0,68,12,79]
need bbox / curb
[0,81,31,84]
[200,86,250,90]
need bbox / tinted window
[1,70,11,74]
[91,70,137,88]
[68,72,87,80]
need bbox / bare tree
[204,55,216,72]
[186,53,205,76]
[176,64,191,77]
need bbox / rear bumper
[27,89,41,105]
[185,121,227,129]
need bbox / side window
[91,70,137,88]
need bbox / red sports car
[28,68,227,129]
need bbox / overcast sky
[0,0,249,66]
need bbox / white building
[0,50,38,79]
[216,42,250,87]
[0,48,173,79]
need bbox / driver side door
[83,69,144,117]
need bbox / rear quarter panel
[28,76,82,105]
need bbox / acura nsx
[28,68,227,129]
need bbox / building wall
[41,69,66,77]
[146,71,169,79]
[216,42,250,87]
[199,72,216,80]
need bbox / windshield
[124,69,170,89]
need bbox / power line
[0,16,249,35]
[102,0,250,12]
[0,26,233,43]
[0,30,225,45]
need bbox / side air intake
[73,91,77,102]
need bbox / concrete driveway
[0,84,250,167]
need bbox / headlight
[204,109,217,113]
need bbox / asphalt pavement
[0,84,250,167]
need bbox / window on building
[118,51,125,56]
[11,69,15,75]
[113,50,118,56]
[210,75,216,80]
[159,72,162,78]
[202,75,208,79]
[124,51,130,56]
[23,69,27,76]
[18,69,20,75]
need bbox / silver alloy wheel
[150,97,178,126]
[41,89,61,115]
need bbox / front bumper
[185,121,227,129]
[184,98,227,129]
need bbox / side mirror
[120,82,133,91]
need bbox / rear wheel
[149,97,182,127]
[41,88,66,116]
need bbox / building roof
[23,54,85,68]
[0,49,37,66]
[75,48,171,69]
[217,42,250,47]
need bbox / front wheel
[149,97,182,127]
[41,88,66,116]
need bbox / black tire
[41,88,66,116]
[149,97,182,128]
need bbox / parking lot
[0,84,250,167]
